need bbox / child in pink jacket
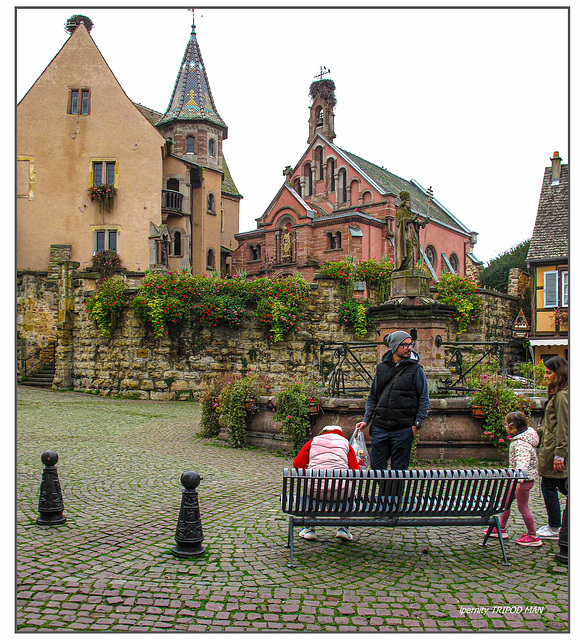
[293,425,360,542]
[489,411,541,547]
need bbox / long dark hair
[545,356,568,398]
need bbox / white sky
[14,2,570,265]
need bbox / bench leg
[287,516,295,568]
[494,516,511,566]
[480,516,510,565]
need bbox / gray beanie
[384,331,412,353]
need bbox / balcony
[162,189,184,218]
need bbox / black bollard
[36,450,66,526]
[172,470,206,558]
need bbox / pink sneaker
[483,527,508,539]
[516,534,542,547]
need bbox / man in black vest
[355,331,429,470]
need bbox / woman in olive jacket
[536,356,568,539]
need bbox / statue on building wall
[282,228,292,258]
[394,191,428,271]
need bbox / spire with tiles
[157,9,227,129]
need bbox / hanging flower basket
[88,184,117,213]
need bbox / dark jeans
[541,476,568,528]
[370,426,414,470]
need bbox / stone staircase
[19,363,56,388]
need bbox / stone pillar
[53,259,80,390]
[368,275,456,393]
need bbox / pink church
[231,78,481,282]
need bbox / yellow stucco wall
[17,23,166,272]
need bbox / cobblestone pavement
[17,387,569,632]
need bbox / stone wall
[17,268,531,396]
[17,272,59,372]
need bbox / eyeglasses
[400,342,415,349]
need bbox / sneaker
[516,534,542,547]
[298,527,317,540]
[536,525,560,539]
[336,527,354,541]
[483,527,508,539]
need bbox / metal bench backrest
[282,468,526,519]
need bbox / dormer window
[208,138,216,157]
[186,136,195,154]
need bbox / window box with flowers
[553,307,568,330]
[88,183,117,213]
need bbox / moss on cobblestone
[17,388,569,632]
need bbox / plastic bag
[350,429,370,470]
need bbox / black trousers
[370,425,415,470]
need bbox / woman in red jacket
[293,425,360,542]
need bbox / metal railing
[319,341,379,397]
[23,341,57,377]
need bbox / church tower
[307,75,336,144]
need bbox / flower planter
[244,399,256,412]
[308,402,320,415]
[471,405,486,418]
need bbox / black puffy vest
[373,358,421,431]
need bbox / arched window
[350,180,359,206]
[167,178,179,192]
[449,253,460,273]
[207,193,216,214]
[206,248,215,270]
[294,178,302,196]
[339,169,347,203]
[208,138,216,157]
[425,245,437,270]
[186,136,195,154]
[362,190,373,204]
[335,230,342,249]
[308,165,313,196]
[316,106,324,127]
[328,158,335,191]
[317,147,324,182]
[172,231,182,256]
[250,245,262,261]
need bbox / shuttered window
[543,271,558,307]
[561,271,569,307]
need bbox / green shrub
[337,300,373,339]
[436,273,484,334]
[85,275,127,337]
[472,374,532,449]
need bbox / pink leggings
[500,480,536,535]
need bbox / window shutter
[543,271,558,307]
[561,271,569,307]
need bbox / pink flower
[287,415,291,420]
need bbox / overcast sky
[15,2,570,265]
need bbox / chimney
[551,151,561,185]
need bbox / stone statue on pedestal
[395,191,428,271]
